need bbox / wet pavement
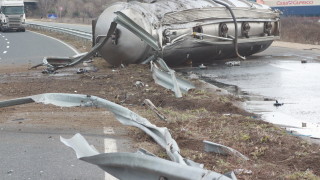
[179,45,320,139]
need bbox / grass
[280,17,320,45]
[26,22,320,180]
[285,170,319,180]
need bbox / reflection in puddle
[179,58,320,139]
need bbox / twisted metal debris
[203,140,249,161]
[151,58,195,98]
[61,133,236,180]
[0,93,237,180]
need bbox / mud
[2,28,320,179]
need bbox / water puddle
[178,57,320,139]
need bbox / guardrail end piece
[203,140,249,161]
[60,133,100,159]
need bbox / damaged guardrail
[61,134,236,180]
[27,22,92,40]
[31,22,118,72]
[151,58,195,98]
[0,93,240,180]
[203,141,249,161]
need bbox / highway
[0,124,105,179]
[0,31,78,65]
[0,30,107,179]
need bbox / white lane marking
[6,46,9,48]
[104,127,118,180]
[7,42,10,44]
[29,31,80,55]
[3,51,7,54]
[5,38,8,41]
[2,36,4,38]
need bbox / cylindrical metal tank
[95,0,280,66]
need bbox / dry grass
[280,17,320,45]
[25,27,320,180]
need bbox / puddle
[178,57,320,139]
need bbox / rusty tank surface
[94,0,280,66]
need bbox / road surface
[0,30,132,180]
[0,31,78,65]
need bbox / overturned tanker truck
[93,0,280,66]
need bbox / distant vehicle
[251,0,320,16]
[0,0,26,32]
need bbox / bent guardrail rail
[61,133,236,180]
[26,22,92,40]
[0,93,238,180]
[151,58,195,97]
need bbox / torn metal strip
[203,140,249,161]
[0,97,34,108]
[151,58,195,97]
[143,99,167,121]
[60,133,99,158]
[43,22,118,70]
[61,133,235,180]
[113,11,161,51]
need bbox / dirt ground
[1,29,320,179]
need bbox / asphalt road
[0,30,107,179]
[0,31,78,65]
[0,124,105,180]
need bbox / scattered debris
[12,118,26,121]
[61,134,235,180]
[76,68,88,74]
[151,58,195,98]
[302,122,307,127]
[273,100,284,107]
[225,61,241,67]
[32,20,117,73]
[301,59,308,63]
[263,97,274,101]
[189,73,199,80]
[82,60,93,66]
[134,81,145,88]
[198,64,207,69]
[203,140,249,161]
[7,170,13,175]
[143,99,167,121]
[234,169,253,175]
[41,69,57,74]
[0,93,236,179]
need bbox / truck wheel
[21,28,25,32]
